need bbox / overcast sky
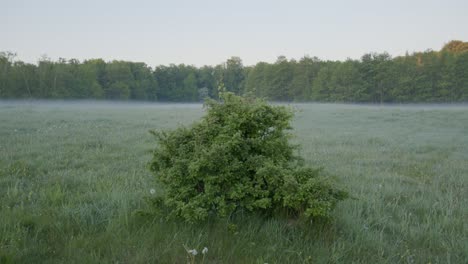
[2,0,468,67]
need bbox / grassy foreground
[0,101,467,263]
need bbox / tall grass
[1,102,467,263]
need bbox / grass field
[1,101,467,263]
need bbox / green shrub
[149,92,347,223]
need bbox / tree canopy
[1,40,467,102]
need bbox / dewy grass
[0,101,467,263]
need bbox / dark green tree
[224,56,245,95]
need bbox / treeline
[1,40,467,102]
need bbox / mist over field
[2,99,468,108]
[0,100,204,108]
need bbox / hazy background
[2,0,468,66]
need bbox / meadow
[0,101,467,263]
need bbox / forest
[1,40,467,103]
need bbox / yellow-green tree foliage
[442,40,468,53]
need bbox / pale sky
[2,0,468,67]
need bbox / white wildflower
[188,249,198,256]
[202,247,208,254]
[150,188,156,195]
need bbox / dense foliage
[1,40,467,102]
[149,93,347,222]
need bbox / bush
[149,92,347,223]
